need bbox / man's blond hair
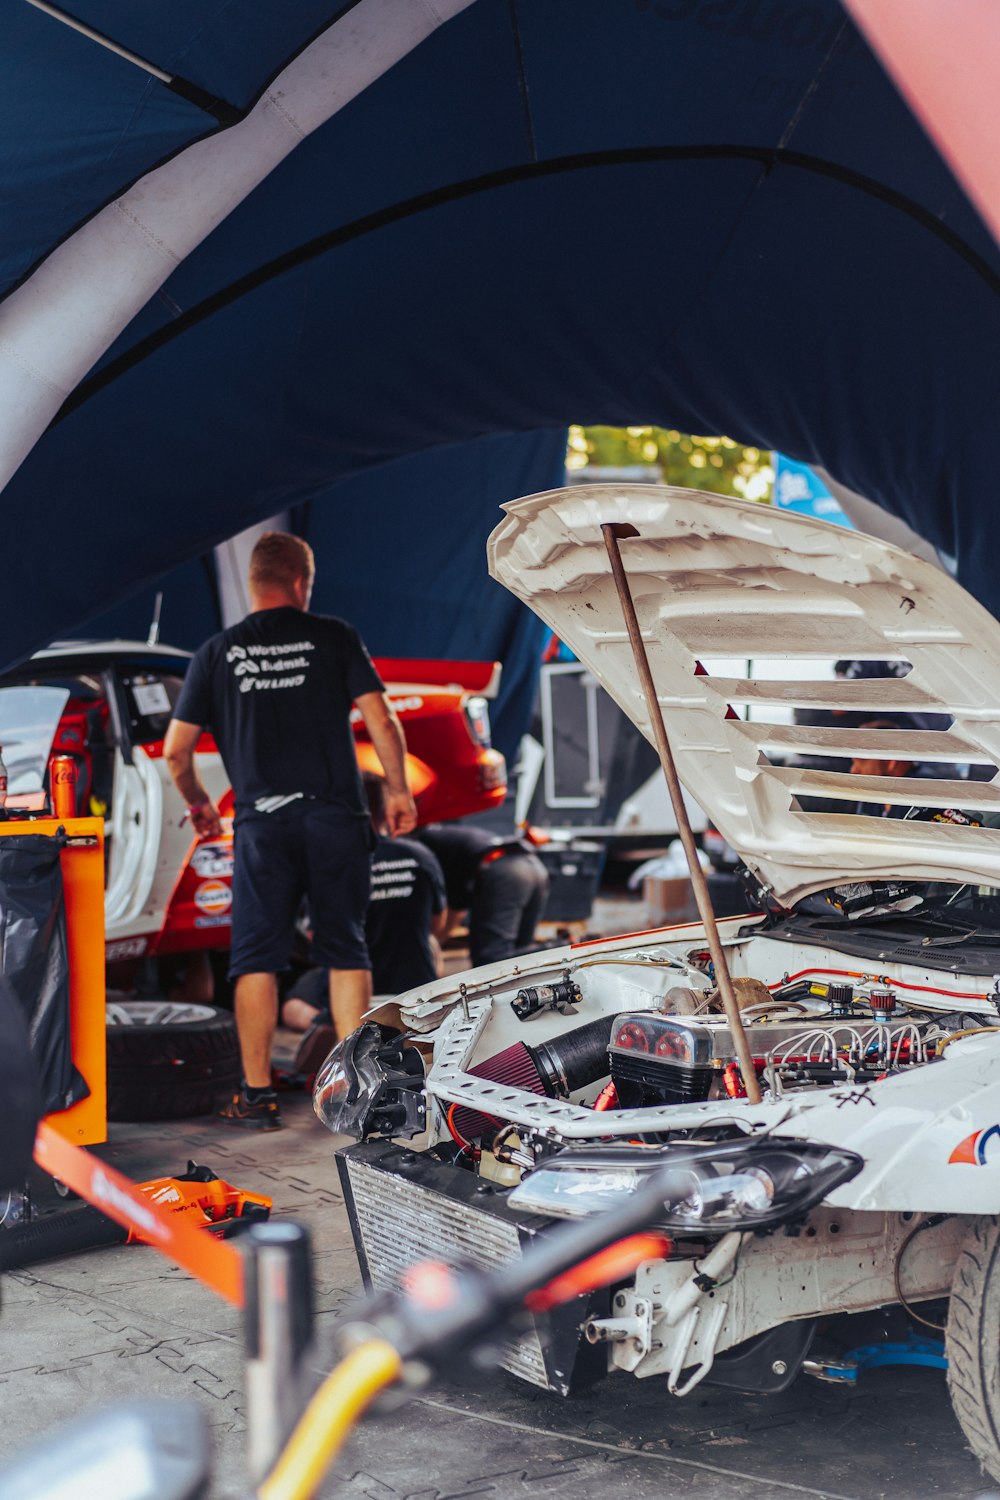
[248,532,315,593]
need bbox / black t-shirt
[288,834,445,1000]
[366,834,446,994]
[173,607,382,814]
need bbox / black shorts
[229,804,373,979]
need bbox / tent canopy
[2,0,999,719]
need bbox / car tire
[946,1215,1000,1481]
[106,1000,240,1121]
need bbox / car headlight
[508,1138,861,1231]
[313,1022,425,1140]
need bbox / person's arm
[355,691,417,835]
[163,719,223,839]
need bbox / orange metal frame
[0,816,106,1145]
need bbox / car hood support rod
[601,521,763,1104]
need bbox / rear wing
[373,659,501,699]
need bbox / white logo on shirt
[228,637,315,694]
[239,673,306,694]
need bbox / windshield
[798,879,1000,940]
[0,685,70,795]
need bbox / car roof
[34,639,193,661]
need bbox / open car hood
[489,486,1000,906]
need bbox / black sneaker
[217,1089,282,1130]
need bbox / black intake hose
[528,1014,615,1097]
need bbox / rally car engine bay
[372,923,1000,1165]
[322,920,996,1397]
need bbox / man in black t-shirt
[164,531,417,1129]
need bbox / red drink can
[51,755,79,820]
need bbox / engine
[608,1008,943,1106]
[453,970,994,1159]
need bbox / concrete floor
[2,1089,999,1500]
[2,900,999,1499]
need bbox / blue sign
[773,455,852,528]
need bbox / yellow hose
[935,1026,999,1056]
[257,1340,403,1500]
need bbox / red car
[0,643,506,963]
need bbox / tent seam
[260,89,308,143]
[111,200,182,266]
[0,339,67,397]
[52,143,1000,429]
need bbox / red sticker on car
[950,1125,1000,1165]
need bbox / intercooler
[337,1139,608,1396]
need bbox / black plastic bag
[0,832,88,1115]
[0,976,41,1191]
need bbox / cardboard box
[643,875,698,926]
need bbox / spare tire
[106,1000,240,1121]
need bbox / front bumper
[336,1139,607,1395]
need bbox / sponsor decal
[149,1184,182,1205]
[90,1167,164,1241]
[132,680,172,715]
[228,639,315,693]
[195,913,232,929]
[191,845,234,878]
[194,879,232,916]
[950,1124,1000,1165]
[106,936,148,961]
[388,695,424,715]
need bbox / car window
[0,685,71,794]
[118,670,185,747]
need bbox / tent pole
[600,521,763,1106]
[0,0,477,495]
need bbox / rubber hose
[0,1206,128,1270]
[529,1015,615,1096]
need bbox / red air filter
[451,1042,548,1142]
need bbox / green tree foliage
[567,425,773,501]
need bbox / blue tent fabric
[301,430,567,762]
[81,429,565,760]
[79,553,223,654]
[3,0,1000,700]
[0,1,349,295]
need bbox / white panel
[488,486,1000,903]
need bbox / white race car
[320,486,1000,1481]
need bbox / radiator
[342,1153,550,1389]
